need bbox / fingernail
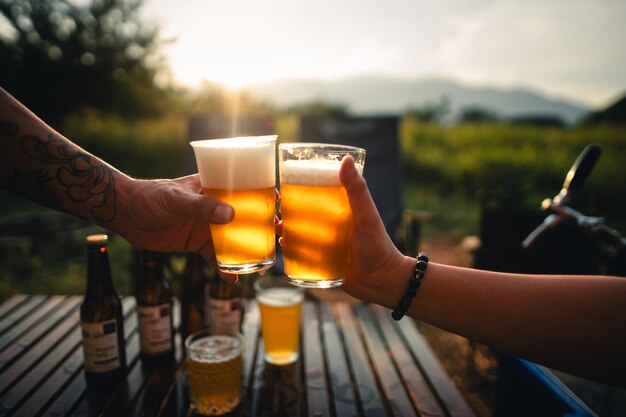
[214,205,234,223]
[347,157,358,177]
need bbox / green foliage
[400,119,626,234]
[405,96,450,123]
[283,100,349,118]
[61,110,187,178]
[0,0,168,124]
[191,83,277,118]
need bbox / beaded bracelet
[391,252,429,321]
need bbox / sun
[169,46,287,90]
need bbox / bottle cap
[86,234,108,245]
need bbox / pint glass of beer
[279,143,365,288]
[254,275,304,365]
[190,136,277,274]
[185,331,243,416]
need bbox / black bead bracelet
[391,252,429,321]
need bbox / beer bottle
[205,268,243,336]
[180,253,208,338]
[135,250,175,362]
[80,234,127,383]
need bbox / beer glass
[254,275,304,365]
[190,136,277,274]
[278,143,365,288]
[185,331,243,416]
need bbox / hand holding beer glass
[190,136,277,274]
[279,143,366,288]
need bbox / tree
[458,106,499,124]
[581,93,626,126]
[0,0,168,125]
[406,96,450,124]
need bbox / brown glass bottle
[180,253,208,338]
[205,268,243,336]
[80,234,127,383]
[135,250,175,362]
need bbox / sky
[143,0,626,107]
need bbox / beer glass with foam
[185,331,243,415]
[254,275,304,365]
[278,143,365,288]
[190,136,277,274]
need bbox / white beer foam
[280,159,363,186]
[257,287,304,308]
[188,335,241,363]
[191,136,276,189]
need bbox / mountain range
[246,76,592,125]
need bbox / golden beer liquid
[257,287,303,364]
[186,336,242,415]
[202,187,275,267]
[281,183,352,283]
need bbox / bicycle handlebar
[522,144,626,252]
[553,144,601,206]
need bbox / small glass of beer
[254,275,304,365]
[185,331,243,416]
[278,143,365,288]
[190,136,277,274]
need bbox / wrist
[106,173,136,236]
[367,253,418,310]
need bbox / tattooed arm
[0,87,234,262]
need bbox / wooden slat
[355,304,417,417]
[0,296,66,354]
[397,318,476,417]
[0,321,83,415]
[242,300,261,388]
[31,297,136,417]
[248,339,272,417]
[0,295,28,319]
[127,350,181,417]
[247,299,304,417]
[303,301,331,417]
[332,303,386,417]
[319,302,358,417]
[0,295,46,337]
[13,334,85,416]
[98,333,144,416]
[272,361,304,416]
[370,305,446,417]
[0,300,80,394]
[63,298,139,417]
[148,299,190,417]
[156,360,189,417]
[125,301,184,417]
[0,295,479,417]
[0,297,81,373]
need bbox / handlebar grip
[562,144,601,194]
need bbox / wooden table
[0,294,475,417]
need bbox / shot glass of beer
[190,136,277,274]
[278,143,365,288]
[185,331,243,416]
[254,275,304,365]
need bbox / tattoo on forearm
[1,120,18,136]
[2,130,117,223]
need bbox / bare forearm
[372,259,626,384]
[0,87,133,228]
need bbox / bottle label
[81,319,121,372]
[206,294,241,336]
[137,304,173,355]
